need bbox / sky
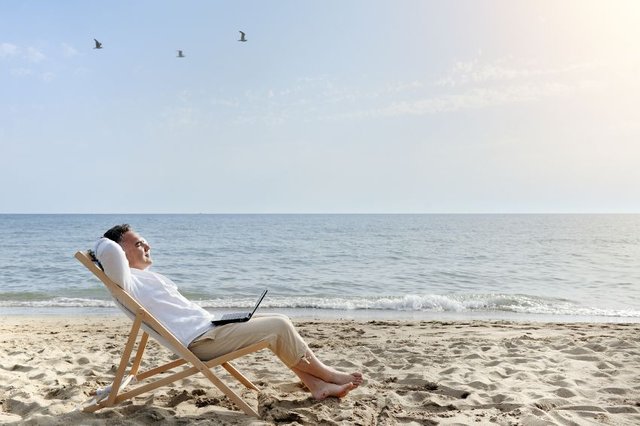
[2,0,640,214]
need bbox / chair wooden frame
[75,250,268,417]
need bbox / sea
[1,214,639,322]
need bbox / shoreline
[1,306,639,324]
[1,316,639,425]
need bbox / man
[94,224,363,400]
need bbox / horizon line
[1,212,639,215]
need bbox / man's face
[120,230,152,270]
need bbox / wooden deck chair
[75,250,269,417]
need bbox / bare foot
[330,370,364,387]
[311,382,356,400]
[350,372,364,387]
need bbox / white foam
[2,293,639,319]
[0,297,114,308]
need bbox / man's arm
[93,237,132,289]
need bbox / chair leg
[197,366,260,417]
[129,332,149,377]
[222,362,259,391]
[106,312,143,406]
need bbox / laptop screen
[250,289,268,315]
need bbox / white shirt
[94,237,213,346]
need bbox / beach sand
[0,317,639,425]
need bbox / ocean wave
[1,293,639,318]
[0,297,114,308]
[255,294,640,318]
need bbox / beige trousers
[188,313,308,367]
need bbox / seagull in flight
[93,39,103,49]
[238,31,247,42]
[177,50,185,58]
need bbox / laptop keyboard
[221,312,248,320]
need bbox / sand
[0,316,639,425]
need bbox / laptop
[211,289,268,326]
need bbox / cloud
[0,42,19,58]
[9,67,56,82]
[25,47,45,63]
[184,57,606,126]
[435,57,594,88]
[41,71,54,82]
[1,43,49,64]
[2,43,55,82]
[10,68,33,77]
[61,43,78,57]
[373,82,582,117]
[385,80,424,93]
[160,106,200,129]
[209,97,239,108]
[310,56,607,121]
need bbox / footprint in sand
[599,387,629,395]
[363,358,380,367]
[9,364,35,372]
[553,387,576,398]
[165,390,192,407]
[44,385,80,400]
[560,347,593,355]
[76,356,91,365]
[584,343,607,352]
[3,394,43,417]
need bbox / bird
[238,31,247,42]
[93,39,103,49]
[177,50,185,58]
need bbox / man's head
[104,224,152,270]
